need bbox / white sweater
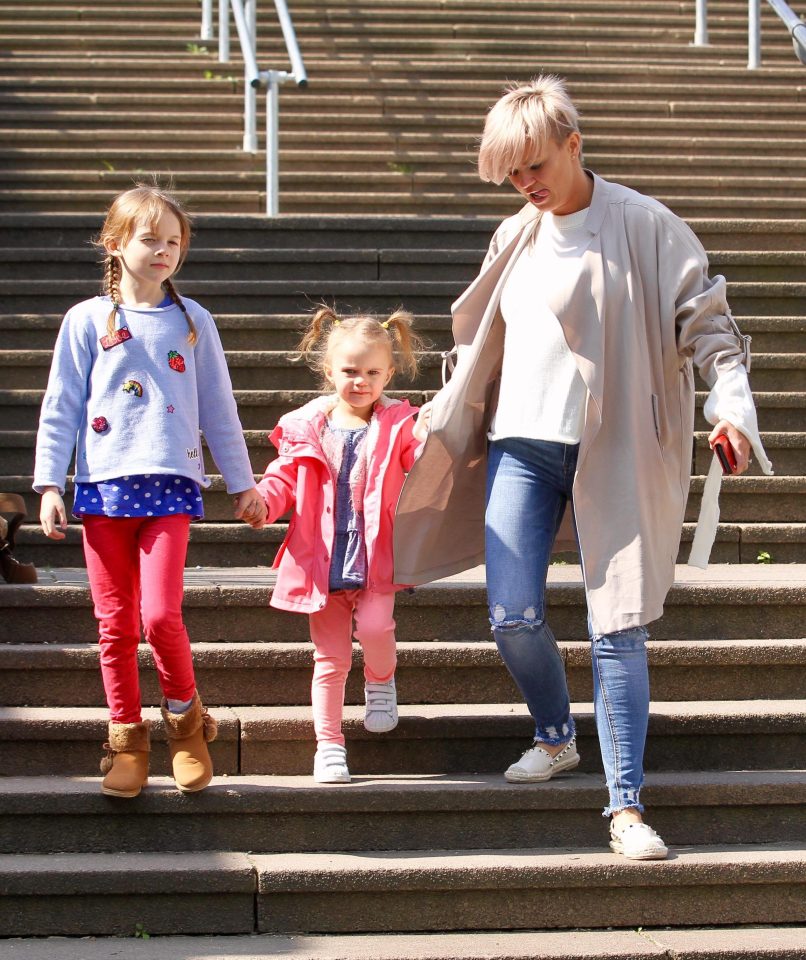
[489,207,590,444]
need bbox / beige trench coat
[394,173,751,635]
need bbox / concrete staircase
[1,0,805,954]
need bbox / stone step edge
[3,637,805,667]
[2,564,804,603]
[2,927,804,960]
[2,770,805,813]
[2,843,804,894]
[2,701,806,740]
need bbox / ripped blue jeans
[486,437,649,816]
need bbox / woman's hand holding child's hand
[40,488,68,540]
[412,401,433,443]
[233,487,267,528]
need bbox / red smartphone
[713,434,737,474]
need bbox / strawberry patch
[167,350,186,373]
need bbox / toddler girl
[34,185,265,798]
[252,306,427,782]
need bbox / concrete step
[4,246,806,287]
[3,565,804,644]
[242,844,806,933]
[1,771,805,854]
[1,844,805,937]
[0,850,255,937]
[0,705,240,778]
[4,423,804,480]
[2,275,806,312]
[6,95,806,125]
[2,213,803,252]
[2,638,805,707]
[2,312,803,352]
[4,147,806,182]
[5,346,803,391]
[1,699,806,778]
[11,516,806,567]
[2,387,803,432]
[3,927,806,960]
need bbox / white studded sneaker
[313,743,351,784]
[504,737,580,783]
[609,820,669,860]
[363,678,399,733]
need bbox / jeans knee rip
[489,604,541,628]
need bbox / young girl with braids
[250,305,429,783]
[34,185,265,798]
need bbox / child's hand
[233,487,267,528]
[40,488,67,540]
[412,401,433,442]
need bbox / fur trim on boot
[160,692,216,793]
[100,720,150,798]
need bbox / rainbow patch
[122,379,143,397]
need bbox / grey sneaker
[364,678,398,733]
[504,737,580,783]
[313,743,350,784]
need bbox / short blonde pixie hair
[478,75,581,185]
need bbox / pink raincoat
[257,394,421,613]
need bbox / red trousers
[82,515,196,723]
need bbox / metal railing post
[201,0,214,40]
[266,74,281,216]
[749,0,762,67]
[218,0,230,63]
[694,0,709,45]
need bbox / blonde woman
[395,76,771,859]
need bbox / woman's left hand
[708,420,752,474]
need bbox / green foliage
[756,550,773,564]
[186,42,209,55]
[134,923,150,940]
[388,161,415,175]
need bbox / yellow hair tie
[381,320,390,329]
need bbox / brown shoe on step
[100,720,151,798]
[160,692,218,793]
[0,494,37,585]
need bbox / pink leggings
[82,515,196,724]
[309,589,397,745]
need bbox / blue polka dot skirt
[73,474,204,520]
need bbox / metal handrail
[693,0,806,68]
[768,0,806,62]
[199,0,308,215]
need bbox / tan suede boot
[100,720,150,798]
[160,692,218,793]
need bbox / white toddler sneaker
[313,743,350,784]
[364,677,398,733]
[504,737,580,783]
[609,820,669,860]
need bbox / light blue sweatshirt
[34,296,255,495]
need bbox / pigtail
[383,308,425,380]
[103,254,122,338]
[296,304,340,368]
[162,276,197,345]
